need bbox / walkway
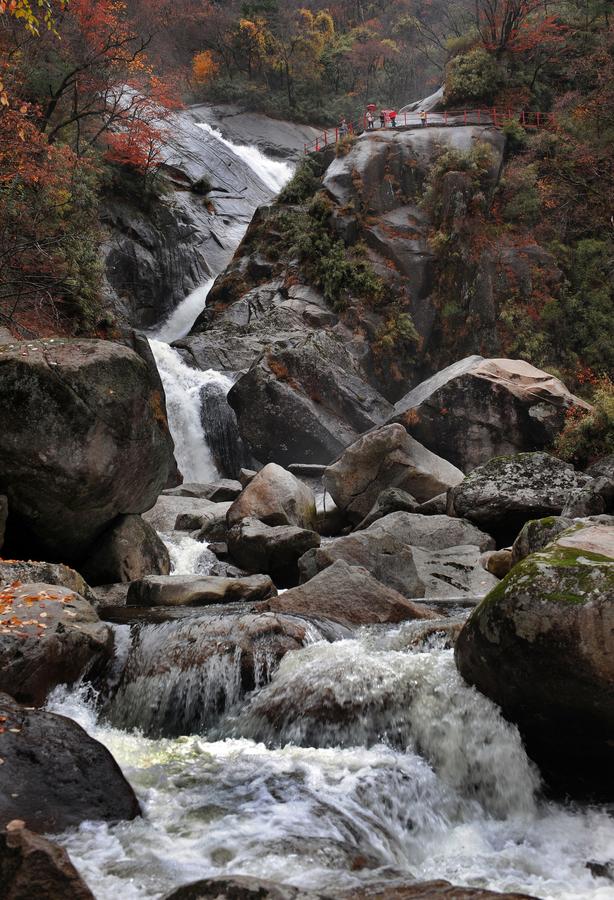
[304,107,556,154]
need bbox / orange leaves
[192,51,219,85]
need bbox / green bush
[502,166,541,225]
[275,194,385,309]
[554,377,614,467]
[374,309,420,359]
[444,48,503,107]
[502,119,528,154]
[191,175,212,196]
[278,156,328,205]
[422,142,495,223]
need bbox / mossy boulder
[449,452,582,544]
[455,527,614,798]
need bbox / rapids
[47,630,614,900]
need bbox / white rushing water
[196,122,293,193]
[47,632,614,900]
[147,121,293,484]
[148,338,234,483]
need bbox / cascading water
[196,122,293,193]
[148,126,293,486]
[47,627,614,900]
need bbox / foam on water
[148,339,233,483]
[47,638,614,900]
[196,122,293,193]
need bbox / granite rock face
[390,356,591,471]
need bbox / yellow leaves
[0,0,62,35]
[192,50,219,85]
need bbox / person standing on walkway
[379,110,386,129]
[366,110,374,130]
[420,109,427,127]
[390,110,397,128]
[339,117,349,137]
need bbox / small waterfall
[105,613,327,738]
[224,639,539,820]
[196,122,293,193]
[148,338,234,483]
[147,120,294,486]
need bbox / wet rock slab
[127,574,276,607]
[264,559,438,627]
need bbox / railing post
[477,108,481,124]
[324,130,328,145]
[335,127,339,142]
[444,110,448,125]
[536,111,541,127]
[521,109,526,125]
[492,107,497,126]
[464,109,467,125]
[507,108,511,121]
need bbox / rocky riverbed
[0,105,613,900]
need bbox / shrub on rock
[455,525,614,798]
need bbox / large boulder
[299,529,497,600]
[227,332,393,467]
[107,612,311,737]
[127,573,276,607]
[163,480,242,502]
[228,518,320,586]
[0,693,140,831]
[227,463,317,530]
[324,424,464,525]
[0,825,95,900]
[449,452,583,544]
[79,515,170,586]
[455,525,614,798]
[0,583,112,706]
[0,339,175,562]
[362,512,494,553]
[265,559,437,627]
[143,495,225,533]
[390,356,591,471]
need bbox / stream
[46,117,614,900]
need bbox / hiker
[420,109,427,127]
[366,110,374,130]
[379,110,386,128]
[390,110,397,128]
[339,117,349,137]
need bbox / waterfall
[196,122,293,193]
[148,122,293,484]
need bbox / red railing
[304,107,556,154]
